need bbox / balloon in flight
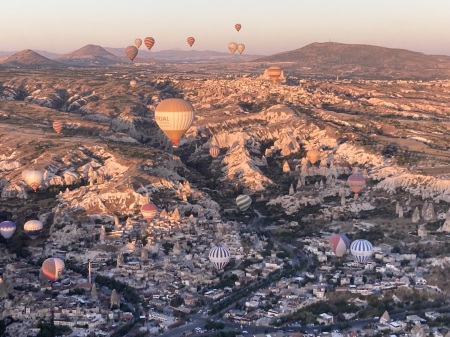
[306,149,320,164]
[134,39,142,48]
[154,98,195,147]
[187,37,195,47]
[0,221,16,240]
[237,44,245,55]
[329,234,350,257]
[144,37,155,51]
[52,121,63,134]
[129,80,137,87]
[141,202,158,223]
[24,220,43,240]
[267,66,282,84]
[350,239,373,263]
[22,169,43,191]
[228,42,238,55]
[209,146,220,158]
[42,257,65,281]
[209,246,231,270]
[347,173,366,194]
[235,23,242,32]
[236,194,252,212]
[125,46,138,61]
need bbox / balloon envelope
[209,146,220,158]
[237,44,245,55]
[329,234,350,257]
[134,39,142,48]
[307,149,320,164]
[144,37,155,51]
[0,221,16,240]
[209,246,231,270]
[350,239,373,263]
[52,121,63,134]
[267,66,282,83]
[187,37,195,47]
[236,194,252,211]
[24,220,43,240]
[235,23,242,32]
[22,169,43,191]
[42,257,65,281]
[125,46,138,61]
[141,203,158,222]
[347,173,366,194]
[154,98,195,146]
[228,42,238,55]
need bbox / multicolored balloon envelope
[209,246,231,270]
[53,121,63,134]
[235,23,242,32]
[0,221,16,240]
[125,46,139,61]
[22,169,43,191]
[141,202,158,223]
[329,234,350,257]
[24,220,43,240]
[347,173,366,194]
[209,146,220,158]
[187,37,195,47]
[236,194,252,212]
[306,149,320,164]
[267,66,282,83]
[144,37,155,51]
[42,257,65,281]
[350,239,373,263]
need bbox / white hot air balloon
[350,239,373,263]
[237,43,245,55]
[22,169,43,191]
[24,220,43,240]
[0,221,16,240]
[209,246,231,270]
[228,42,238,55]
[42,257,65,281]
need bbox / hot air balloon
[22,169,43,191]
[141,202,158,223]
[347,173,366,195]
[329,234,350,257]
[42,257,65,281]
[187,37,195,47]
[350,239,373,263]
[209,246,231,270]
[237,44,245,55]
[306,149,320,165]
[267,66,282,84]
[154,98,195,146]
[228,42,238,55]
[130,80,137,87]
[236,194,252,212]
[52,121,63,134]
[135,39,142,48]
[144,37,155,51]
[235,23,242,32]
[24,220,43,240]
[0,221,16,240]
[209,146,220,158]
[125,46,138,61]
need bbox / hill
[57,44,123,67]
[255,42,450,79]
[0,49,63,68]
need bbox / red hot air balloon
[347,173,366,194]
[53,121,63,134]
[235,23,242,32]
[187,37,195,47]
[329,234,350,257]
[141,202,158,223]
[125,46,139,61]
[209,146,220,158]
[144,37,155,51]
[42,257,65,281]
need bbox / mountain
[57,44,124,66]
[0,49,63,68]
[255,42,450,79]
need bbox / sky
[1,0,449,56]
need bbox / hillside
[255,42,450,79]
[57,44,123,66]
[0,49,63,68]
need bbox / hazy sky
[1,0,449,56]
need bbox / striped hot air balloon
[306,149,320,164]
[236,194,252,212]
[52,121,63,134]
[347,173,366,194]
[125,46,138,61]
[42,257,65,281]
[209,246,231,270]
[329,234,350,257]
[141,202,158,223]
[24,220,43,240]
[237,43,245,55]
[350,239,373,263]
[144,37,155,51]
[267,66,282,84]
[187,37,195,47]
[209,146,220,158]
[228,42,238,55]
[154,98,195,146]
[22,169,43,191]
[0,221,16,240]
[135,38,142,48]
[235,23,242,32]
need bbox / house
[317,313,334,325]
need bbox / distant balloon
[209,246,231,270]
[52,121,63,134]
[154,98,195,147]
[135,39,142,48]
[228,42,238,55]
[267,66,282,84]
[306,149,320,164]
[144,37,155,51]
[237,44,245,55]
[236,194,252,212]
[130,80,137,87]
[347,173,366,194]
[209,146,220,158]
[0,221,16,240]
[141,202,158,223]
[24,220,43,240]
[42,257,65,281]
[329,234,350,257]
[125,46,139,61]
[350,239,373,263]
[187,37,195,47]
[22,169,43,191]
[235,23,242,32]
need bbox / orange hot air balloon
[42,257,65,281]
[306,149,320,164]
[187,37,195,47]
[135,39,143,48]
[125,46,138,61]
[141,202,158,223]
[155,98,195,147]
[144,37,155,51]
[267,66,282,84]
[237,44,245,55]
[209,146,220,158]
[53,121,63,134]
[347,173,366,194]
[228,42,238,55]
[235,23,242,32]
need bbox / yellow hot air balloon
[267,66,282,84]
[228,42,238,55]
[154,98,195,147]
[237,44,245,55]
[306,149,320,164]
[22,169,43,191]
[135,39,142,48]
